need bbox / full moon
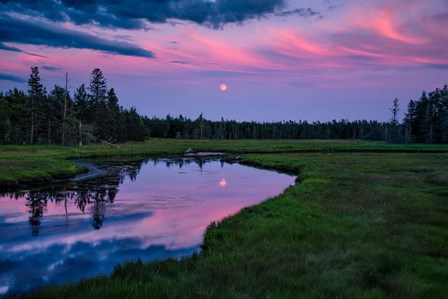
[219,178,227,187]
[220,83,227,91]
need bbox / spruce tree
[88,68,108,141]
[126,107,147,141]
[388,98,401,143]
[88,69,107,104]
[441,85,448,143]
[48,85,67,143]
[74,84,95,145]
[74,84,88,122]
[27,67,46,144]
[390,98,399,126]
[107,88,120,141]
[404,100,417,143]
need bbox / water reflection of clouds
[2,238,198,294]
[6,211,152,252]
[0,285,9,295]
[0,158,294,295]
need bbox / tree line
[403,86,448,144]
[1,67,447,144]
[145,85,448,144]
[145,114,389,140]
[0,67,148,145]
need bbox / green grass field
[1,139,448,188]
[1,140,447,298]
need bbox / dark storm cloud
[0,14,155,58]
[0,1,318,57]
[0,73,26,83]
[0,0,290,30]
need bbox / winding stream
[0,157,295,295]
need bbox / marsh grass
[1,139,448,188]
[23,148,448,298]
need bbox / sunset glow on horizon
[1,0,447,122]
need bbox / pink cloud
[258,0,448,77]
[349,7,424,45]
[2,0,447,106]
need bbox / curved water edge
[55,152,231,184]
[0,157,295,296]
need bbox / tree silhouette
[88,68,108,140]
[91,198,105,230]
[27,67,46,144]
[26,192,48,236]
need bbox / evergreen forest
[1,67,447,145]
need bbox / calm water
[0,158,294,295]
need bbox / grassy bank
[1,139,448,188]
[21,144,448,298]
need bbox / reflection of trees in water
[2,158,223,235]
[91,199,105,230]
[152,157,224,170]
[126,166,139,182]
[1,160,146,235]
[26,192,48,236]
[74,186,115,230]
[22,185,118,235]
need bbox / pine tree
[107,88,120,141]
[74,84,88,114]
[390,98,399,126]
[74,84,95,145]
[88,68,108,141]
[49,85,67,143]
[441,85,448,143]
[388,98,401,143]
[61,73,70,145]
[27,67,46,144]
[88,69,107,104]
[195,113,204,139]
[125,107,147,141]
[48,84,79,145]
[404,100,417,143]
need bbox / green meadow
[1,139,447,188]
[1,140,447,298]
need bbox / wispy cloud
[42,66,62,71]
[0,43,22,53]
[169,60,191,65]
[0,73,26,83]
[275,8,322,19]
[0,42,46,57]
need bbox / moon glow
[219,178,227,187]
[220,83,227,91]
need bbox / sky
[0,0,447,122]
